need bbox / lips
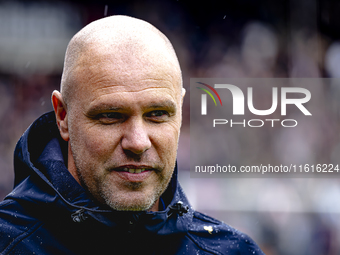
[121,168,148,174]
[114,166,154,173]
[112,166,155,182]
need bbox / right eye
[98,112,124,124]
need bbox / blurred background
[0,0,340,254]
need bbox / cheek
[151,125,180,162]
[71,123,120,160]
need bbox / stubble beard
[78,165,173,211]
[70,141,174,211]
[99,177,168,211]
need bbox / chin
[104,197,156,211]
[101,188,159,212]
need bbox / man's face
[65,46,183,211]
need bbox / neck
[67,144,81,185]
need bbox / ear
[52,90,69,141]
[181,88,186,105]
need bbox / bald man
[0,16,264,254]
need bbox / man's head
[52,15,185,211]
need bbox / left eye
[148,110,168,117]
[146,110,169,122]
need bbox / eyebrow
[146,100,177,111]
[86,99,177,115]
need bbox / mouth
[112,166,155,182]
[121,168,150,174]
[113,165,155,174]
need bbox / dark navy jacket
[0,112,264,254]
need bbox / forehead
[72,47,182,107]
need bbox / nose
[121,118,152,154]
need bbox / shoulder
[0,199,43,254]
[187,210,264,255]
